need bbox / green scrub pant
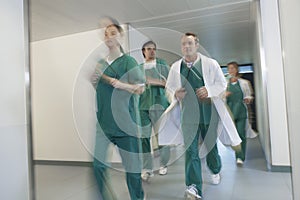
[200,124,222,174]
[140,109,171,170]
[183,124,222,196]
[93,127,144,200]
[234,118,247,161]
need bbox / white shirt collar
[183,54,200,68]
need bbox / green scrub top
[180,60,212,125]
[139,58,170,110]
[226,81,247,120]
[96,54,144,136]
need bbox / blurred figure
[91,16,120,88]
[139,41,170,181]
[165,32,241,199]
[225,61,255,166]
[92,23,145,200]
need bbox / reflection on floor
[35,137,293,200]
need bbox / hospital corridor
[1,0,300,200]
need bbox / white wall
[32,25,131,162]
[251,0,272,165]
[0,0,31,199]
[32,29,104,161]
[128,25,150,64]
[278,0,300,198]
[258,0,290,167]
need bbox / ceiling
[29,0,256,65]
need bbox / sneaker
[141,170,154,182]
[184,184,202,200]
[211,173,221,185]
[159,166,168,175]
[236,158,244,166]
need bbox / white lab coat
[158,53,242,147]
[236,78,257,138]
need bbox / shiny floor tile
[35,137,293,200]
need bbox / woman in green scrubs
[226,61,254,165]
[93,24,145,200]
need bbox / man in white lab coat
[164,32,241,199]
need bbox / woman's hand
[244,98,252,104]
[110,79,145,94]
[230,77,238,83]
[132,85,145,94]
[110,78,122,88]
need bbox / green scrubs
[94,54,144,200]
[139,58,170,170]
[227,81,247,161]
[180,60,221,196]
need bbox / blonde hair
[227,61,240,77]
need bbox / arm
[91,61,111,88]
[165,62,179,103]
[205,59,227,98]
[145,59,169,87]
[174,88,187,101]
[120,56,145,94]
[242,79,254,104]
[111,79,145,94]
[90,63,104,88]
[146,77,166,87]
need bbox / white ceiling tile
[29,0,255,65]
[137,0,190,16]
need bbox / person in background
[139,41,170,181]
[225,61,254,166]
[92,23,145,200]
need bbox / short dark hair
[184,32,199,44]
[141,41,157,58]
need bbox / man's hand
[175,88,187,101]
[225,91,232,97]
[196,86,208,100]
[146,77,166,87]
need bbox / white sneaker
[141,170,154,182]
[159,166,168,175]
[184,184,202,200]
[211,173,221,185]
[236,158,244,166]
